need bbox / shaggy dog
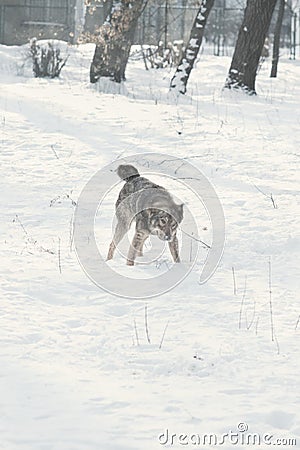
[107,164,183,266]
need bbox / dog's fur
[107,164,183,266]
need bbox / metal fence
[84,2,245,51]
[135,4,245,53]
[84,3,202,45]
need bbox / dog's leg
[127,230,148,266]
[107,221,127,261]
[137,234,148,257]
[168,235,180,263]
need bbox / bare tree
[170,0,215,94]
[90,0,148,84]
[270,0,285,77]
[225,0,277,94]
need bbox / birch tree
[225,0,277,94]
[170,0,215,94]
[270,0,285,78]
[90,0,147,84]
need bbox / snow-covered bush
[29,38,68,78]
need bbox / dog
[107,164,183,266]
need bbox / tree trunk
[270,0,285,78]
[170,0,215,94]
[90,0,147,84]
[225,0,277,94]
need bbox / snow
[1,42,300,449]
[189,38,199,49]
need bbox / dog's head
[147,204,183,241]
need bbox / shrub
[30,38,68,78]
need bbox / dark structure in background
[0,0,80,45]
[84,0,113,35]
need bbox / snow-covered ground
[0,42,300,449]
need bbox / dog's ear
[176,203,184,222]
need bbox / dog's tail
[117,164,140,181]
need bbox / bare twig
[189,237,193,262]
[50,195,61,207]
[69,216,74,252]
[51,144,59,159]
[239,275,247,329]
[270,193,278,209]
[268,257,274,342]
[295,315,300,331]
[246,300,256,330]
[13,214,28,236]
[159,321,169,350]
[50,193,77,208]
[155,258,171,270]
[268,257,280,354]
[58,237,62,274]
[232,266,237,296]
[253,183,278,209]
[65,193,77,207]
[181,229,211,249]
[157,155,206,166]
[176,176,203,183]
[134,318,140,346]
[145,305,151,344]
[174,162,185,174]
[140,45,149,71]
[13,214,54,255]
[274,335,280,355]
[255,316,259,335]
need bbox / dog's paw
[126,259,134,266]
